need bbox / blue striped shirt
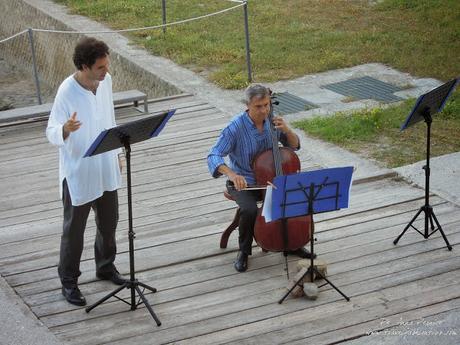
[207,111,298,185]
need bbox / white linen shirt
[46,73,122,206]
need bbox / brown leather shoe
[62,286,86,306]
[234,251,248,272]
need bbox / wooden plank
[0,191,444,262]
[0,174,427,229]
[0,179,445,276]
[49,262,460,344]
[0,110,223,168]
[3,196,450,292]
[37,229,460,328]
[16,218,460,317]
[0,96,215,146]
[168,272,460,345]
[208,287,460,345]
[288,302,460,345]
[1,196,455,275]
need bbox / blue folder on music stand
[267,166,353,222]
[400,78,457,131]
[84,109,175,157]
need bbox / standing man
[46,37,125,306]
[207,84,315,273]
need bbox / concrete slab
[265,63,443,122]
[0,275,64,345]
[394,152,460,206]
[292,127,394,182]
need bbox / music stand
[267,167,353,304]
[394,78,458,250]
[84,109,175,326]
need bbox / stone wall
[0,0,181,99]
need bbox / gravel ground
[0,57,54,110]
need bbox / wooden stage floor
[0,94,459,344]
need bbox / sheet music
[261,185,273,222]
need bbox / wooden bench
[113,89,148,114]
[0,89,148,124]
[0,102,53,124]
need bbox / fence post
[242,1,252,83]
[162,0,167,34]
[27,28,42,105]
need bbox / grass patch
[294,90,460,167]
[54,0,459,89]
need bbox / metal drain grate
[322,76,403,103]
[272,92,318,115]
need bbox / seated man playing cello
[207,84,315,273]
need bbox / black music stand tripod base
[393,117,452,250]
[85,279,161,326]
[278,214,350,304]
[394,204,452,250]
[279,266,350,304]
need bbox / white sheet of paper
[261,185,273,223]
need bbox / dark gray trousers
[226,180,260,255]
[58,179,119,288]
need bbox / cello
[252,94,312,253]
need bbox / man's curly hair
[72,37,109,70]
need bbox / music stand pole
[394,110,452,250]
[126,141,137,308]
[82,110,175,325]
[393,79,457,249]
[86,136,161,325]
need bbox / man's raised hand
[63,112,82,139]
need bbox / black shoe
[62,286,86,306]
[287,247,317,259]
[234,251,248,272]
[96,270,127,285]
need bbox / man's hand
[63,112,82,140]
[273,116,291,134]
[217,164,247,191]
[229,172,248,191]
[273,115,299,149]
